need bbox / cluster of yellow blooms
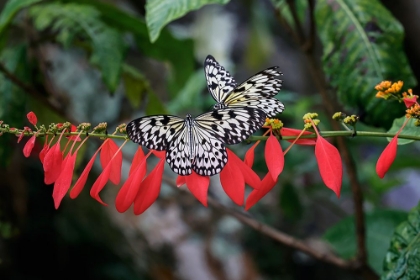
[264,118,283,130]
[375,80,403,99]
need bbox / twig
[161,176,358,270]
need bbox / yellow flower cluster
[406,103,420,118]
[303,113,320,129]
[264,118,283,130]
[343,115,358,125]
[375,80,403,99]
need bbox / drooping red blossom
[100,139,123,185]
[115,151,148,213]
[244,142,259,167]
[67,124,81,141]
[230,151,260,189]
[281,128,316,145]
[184,172,210,206]
[265,134,284,180]
[39,136,52,164]
[133,158,165,215]
[220,151,246,206]
[90,162,112,205]
[53,153,77,209]
[315,136,342,197]
[27,111,37,126]
[43,131,66,185]
[376,135,398,178]
[403,96,417,108]
[176,175,186,187]
[245,172,278,210]
[69,149,98,199]
[17,126,31,143]
[23,135,36,157]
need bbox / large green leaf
[29,3,126,93]
[0,0,42,36]
[315,0,416,129]
[323,209,407,274]
[387,117,420,145]
[145,0,231,42]
[66,0,195,96]
[382,203,420,280]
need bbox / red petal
[185,172,210,206]
[133,159,165,215]
[39,136,50,164]
[69,149,101,199]
[27,112,37,126]
[152,150,166,159]
[376,136,398,179]
[67,125,81,141]
[315,136,342,197]
[244,142,259,167]
[115,156,147,213]
[129,147,145,176]
[43,142,63,185]
[100,139,122,185]
[90,163,112,205]
[245,172,278,210]
[220,151,245,205]
[403,96,417,108]
[265,134,284,180]
[229,150,261,189]
[52,153,77,209]
[176,175,186,187]
[281,128,316,145]
[23,135,36,157]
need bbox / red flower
[245,172,278,210]
[17,126,31,143]
[184,172,210,206]
[115,148,148,213]
[23,135,36,157]
[281,128,316,145]
[403,96,417,108]
[376,117,409,178]
[265,134,284,180]
[27,112,37,126]
[100,139,123,185]
[133,157,165,214]
[43,131,66,185]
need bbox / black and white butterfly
[126,107,266,176]
[204,55,284,117]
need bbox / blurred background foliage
[0,0,420,279]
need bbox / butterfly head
[213,103,227,110]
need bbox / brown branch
[302,0,316,52]
[162,176,358,271]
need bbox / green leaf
[145,0,230,42]
[315,0,417,129]
[66,0,195,96]
[387,116,419,145]
[382,203,420,280]
[29,3,126,92]
[324,209,407,274]
[0,0,43,36]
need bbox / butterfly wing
[204,55,237,103]
[165,125,193,175]
[222,67,284,117]
[195,107,266,145]
[190,125,228,176]
[126,115,185,151]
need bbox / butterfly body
[205,55,285,117]
[127,108,266,176]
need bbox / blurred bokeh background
[1,0,420,279]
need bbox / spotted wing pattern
[126,115,185,151]
[126,107,266,176]
[204,55,237,103]
[204,55,284,117]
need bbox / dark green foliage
[381,203,420,280]
[315,0,416,129]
